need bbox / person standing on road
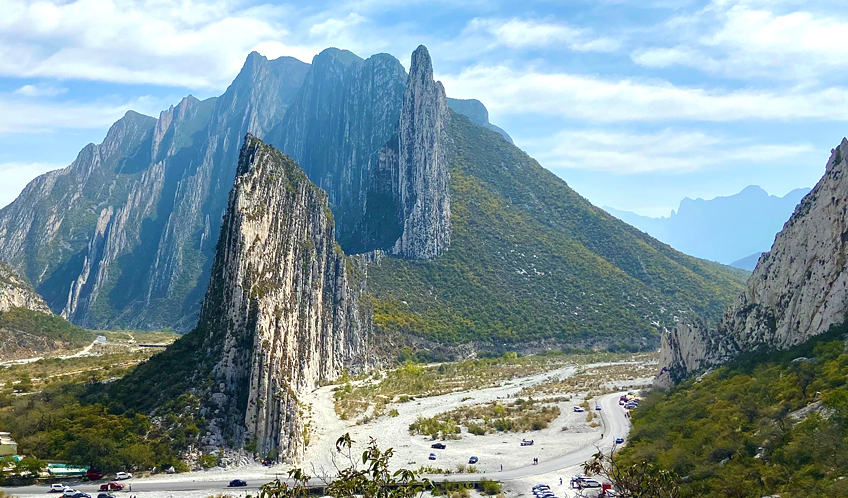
[560,477,563,485]
[500,464,503,471]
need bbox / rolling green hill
[365,113,748,347]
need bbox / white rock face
[390,45,451,260]
[0,263,52,314]
[198,136,370,462]
[657,138,848,386]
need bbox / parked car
[468,456,478,464]
[99,482,123,491]
[532,484,550,490]
[573,406,585,412]
[615,437,625,444]
[624,402,637,409]
[86,469,104,481]
[115,472,132,480]
[428,453,436,460]
[71,493,92,498]
[431,442,446,449]
[595,405,602,411]
[63,489,78,497]
[228,479,247,487]
[97,494,116,498]
[50,484,66,493]
[579,479,602,489]
[520,439,534,446]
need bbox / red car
[99,482,123,491]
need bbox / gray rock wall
[0,262,52,314]
[198,136,370,461]
[657,138,848,386]
[386,45,452,260]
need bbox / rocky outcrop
[447,98,512,144]
[197,136,370,461]
[657,138,848,386]
[0,262,51,314]
[382,45,451,260]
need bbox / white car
[62,489,77,497]
[573,406,585,412]
[50,484,66,493]
[115,472,132,480]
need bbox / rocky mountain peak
[389,45,451,259]
[657,137,848,386]
[196,135,370,461]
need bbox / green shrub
[479,478,502,495]
[198,454,218,469]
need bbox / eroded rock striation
[383,45,451,260]
[197,136,370,460]
[0,262,52,314]
[657,138,848,386]
[0,53,309,331]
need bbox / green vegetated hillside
[621,324,848,497]
[0,381,195,474]
[0,308,94,350]
[366,113,748,345]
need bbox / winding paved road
[7,392,631,495]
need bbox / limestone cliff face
[198,136,369,461]
[0,263,51,314]
[383,45,451,260]
[270,49,407,248]
[0,53,309,331]
[657,138,848,386]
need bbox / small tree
[257,434,430,498]
[579,449,682,498]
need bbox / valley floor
[6,354,655,497]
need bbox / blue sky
[1,0,846,216]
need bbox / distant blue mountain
[605,186,811,265]
[730,252,763,271]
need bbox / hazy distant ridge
[605,185,810,265]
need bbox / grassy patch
[419,398,562,435]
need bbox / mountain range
[0,46,746,356]
[605,185,810,267]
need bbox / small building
[0,433,17,456]
[47,463,88,477]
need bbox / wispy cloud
[460,17,621,53]
[13,83,67,97]
[521,128,815,174]
[442,64,848,122]
[631,0,848,81]
[0,0,323,90]
[0,94,174,134]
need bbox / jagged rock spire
[390,45,451,259]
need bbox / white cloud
[0,94,174,134]
[631,0,848,81]
[0,162,63,209]
[442,64,848,122]
[13,83,67,97]
[462,17,621,53]
[0,0,323,90]
[520,128,815,174]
